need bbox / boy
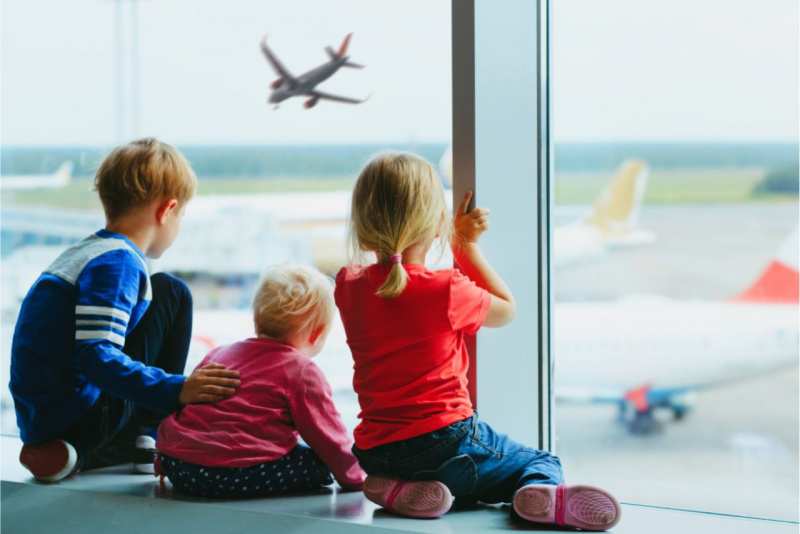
[9,138,241,482]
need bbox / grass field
[554,167,794,204]
[3,169,796,210]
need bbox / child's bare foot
[363,474,452,519]
[513,484,621,531]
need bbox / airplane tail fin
[583,160,653,243]
[336,33,353,58]
[328,33,362,68]
[735,226,799,304]
[54,161,73,187]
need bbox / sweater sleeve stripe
[75,305,131,323]
[76,329,126,346]
[75,319,126,333]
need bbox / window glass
[552,0,799,520]
[1,0,452,436]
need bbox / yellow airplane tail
[54,161,73,187]
[584,160,648,238]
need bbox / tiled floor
[1,437,797,534]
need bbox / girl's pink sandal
[363,474,453,519]
[513,483,621,531]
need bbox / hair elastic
[390,253,403,264]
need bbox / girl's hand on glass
[454,190,490,244]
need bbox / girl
[156,264,365,498]
[334,152,621,530]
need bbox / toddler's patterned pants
[158,444,333,498]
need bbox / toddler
[156,264,366,497]
[334,152,621,530]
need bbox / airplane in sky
[554,226,799,434]
[261,33,368,109]
[0,162,73,190]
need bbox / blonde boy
[155,265,365,498]
[10,138,240,482]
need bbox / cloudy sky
[1,0,797,145]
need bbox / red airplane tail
[734,226,799,304]
[337,33,353,58]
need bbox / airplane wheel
[672,405,689,421]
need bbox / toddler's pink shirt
[157,337,365,489]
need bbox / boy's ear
[156,199,179,225]
[308,326,326,346]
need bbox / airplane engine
[270,79,282,90]
[304,97,320,109]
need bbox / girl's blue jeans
[352,413,564,504]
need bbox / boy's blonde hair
[347,152,451,299]
[252,264,335,341]
[94,137,197,222]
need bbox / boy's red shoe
[19,439,79,483]
[363,474,452,519]
[513,483,621,531]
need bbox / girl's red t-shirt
[335,263,491,450]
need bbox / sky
[1,0,797,146]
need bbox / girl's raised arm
[452,190,516,328]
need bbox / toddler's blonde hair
[347,151,451,299]
[252,264,335,341]
[94,137,197,222]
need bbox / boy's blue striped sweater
[10,229,185,445]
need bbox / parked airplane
[554,226,799,434]
[439,147,655,268]
[0,162,73,190]
[261,33,368,109]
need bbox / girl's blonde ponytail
[376,261,408,299]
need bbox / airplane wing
[308,89,368,105]
[260,35,295,80]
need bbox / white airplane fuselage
[554,300,798,392]
[270,60,344,103]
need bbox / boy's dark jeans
[58,273,192,470]
[353,413,564,504]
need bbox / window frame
[451,0,553,451]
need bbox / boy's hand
[454,190,490,245]
[178,363,241,405]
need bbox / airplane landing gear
[618,402,664,435]
[627,410,663,435]
[671,404,690,421]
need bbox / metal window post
[452,0,553,451]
